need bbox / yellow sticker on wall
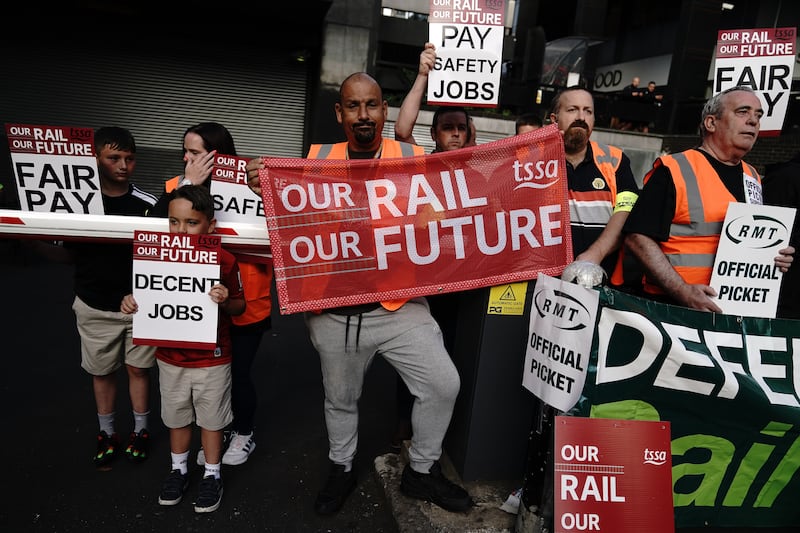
[487,282,528,315]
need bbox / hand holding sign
[427,0,506,107]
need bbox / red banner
[258,124,571,314]
[554,416,674,533]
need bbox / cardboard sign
[5,123,104,214]
[709,202,796,318]
[131,230,222,350]
[427,0,505,107]
[713,27,796,136]
[554,416,674,533]
[210,153,265,224]
[522,274,598,412]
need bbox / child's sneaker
[222,431,256,465]
[93,431,119,467]
[194,475,223,513]
[158,469,189,506]
[124,429,150,463]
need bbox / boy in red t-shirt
[121,184,244,513]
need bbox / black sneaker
[158,469,189,506]
[314,461,357,515]
[194,475,223,513]
[124,429,150,463]
[400,461,474,513]
[93,431,119,467]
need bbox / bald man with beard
[549,87,640,285]
[246,72,473,517]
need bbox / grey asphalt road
[0,240,400,533]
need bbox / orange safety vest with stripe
[308,139,424,311]
[306,139,423,160]
[641,150,760,296]
[164,176,272,325]
[578,141,629,286]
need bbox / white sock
[133,410,150,433]
[204,462,221,479]
[171,451,189,475]
[98,412,115,435]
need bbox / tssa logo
[724,214,788,249]
[513,159,560,190]
[643,447,668,466]
[532,287,591,331]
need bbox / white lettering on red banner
[257,124,571,314]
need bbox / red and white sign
[257,125,571,314]
[554,416,674,533]
[5,123,103,214]
[427,0,505,108]
[131,230,222,350]
[713,27,796,136]
[210,153,265,224]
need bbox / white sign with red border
[713,27,796,136]
[5,123,103,214]
[210,153,265,225]
[131,230,222,350]
[427,0,505,108]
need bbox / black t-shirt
[623,148,747,242]
[66,184,156,311]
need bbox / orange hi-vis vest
[307,139,423,160]
[164,175,273,325]
[308,139,424,311]
[580,141,628,286]
[642,150,761,296]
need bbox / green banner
[569,287,800,528]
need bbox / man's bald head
[335,72,388,153]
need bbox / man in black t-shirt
[622,86,794,311]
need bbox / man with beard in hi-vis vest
[245,72,474,516]
[549,87,641,291]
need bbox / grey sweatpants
[305,297,460,473]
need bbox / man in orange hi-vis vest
[623,86,794,311]
[246,72,473,516]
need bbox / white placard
[522,274,598,412]
[5,123,104,214]
[210,153,265,224]
[709,202,796,318]
[427,0,505,108]
[713,27,796,136]
[131,231,222,349]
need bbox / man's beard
[352,123,377,145]
[563,120,590,154]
